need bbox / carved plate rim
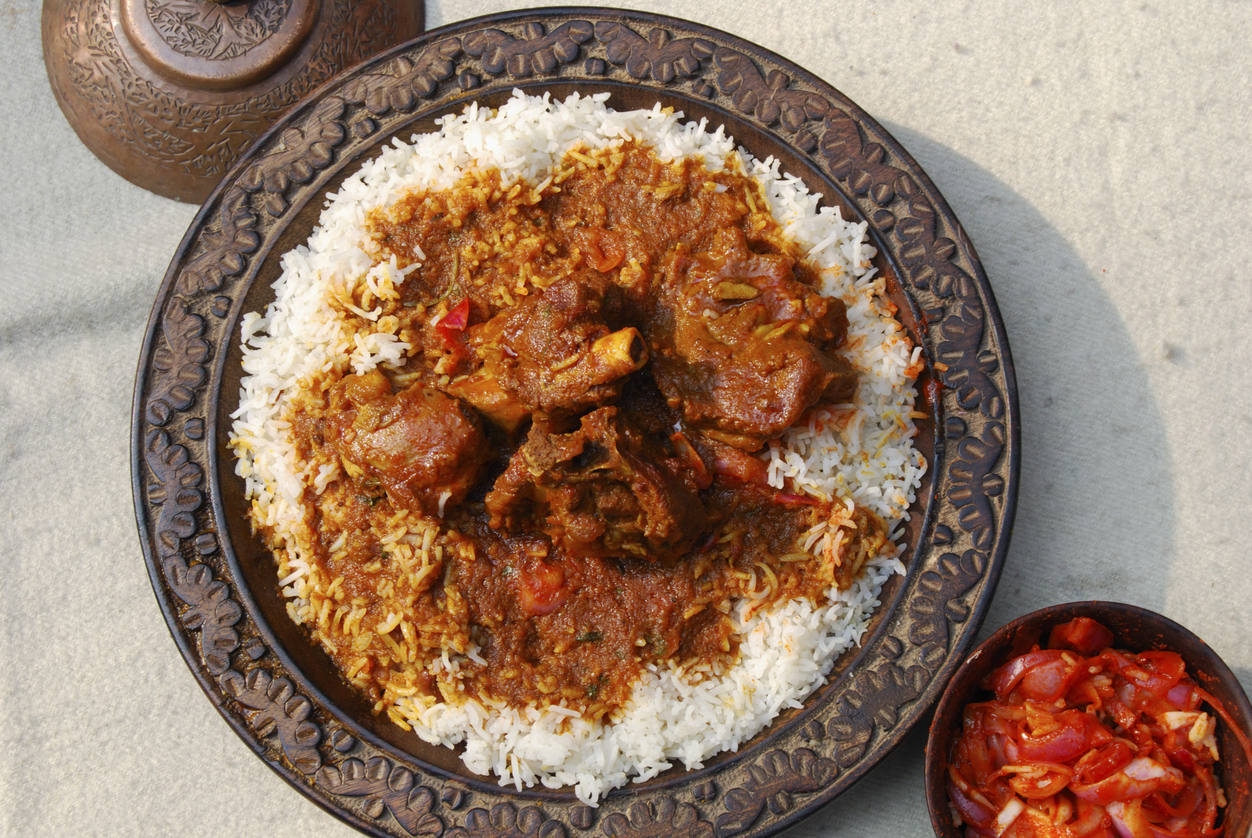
[132,7,1020,837]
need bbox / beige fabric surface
[2,1,1250,835]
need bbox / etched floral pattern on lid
[41,0,424,202]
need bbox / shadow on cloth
[883,121,1175,631]
[779,123,1174,835]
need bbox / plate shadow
[778,122,1175,835]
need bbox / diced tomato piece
[436,297,471,334]
[1134,651,1186,695]
[433,298,473,366]
[1074,742,1134,785]
[1015,709,1111,763]
[430,299,473,368]
[1048,617,1115,656]
[516,558,566,615]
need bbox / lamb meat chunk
[485,406,708,561]
[327,369,488,515]
[475,272,648,419]
[648,228,859,450]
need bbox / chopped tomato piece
[436,297,471,334]
[1074,742,1134,785]
[434,298,473,367]
[1048,617,1115,656]
[516,558,566,616]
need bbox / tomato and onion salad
[946,617,1249,838]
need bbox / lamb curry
[278,140,890,721]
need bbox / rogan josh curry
[268,139,893,725]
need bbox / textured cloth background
[2,1,1250,835]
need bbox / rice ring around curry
[229,91,926,805]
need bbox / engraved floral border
[133,11,1017,838]
[50,0,405,185]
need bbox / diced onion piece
[1122,757,1181,785]
[1159,711,1202,731]
[947,766,996,825]
[1166,681,1198,709]
[1105,801,1135,838]
[993,797,1025,836]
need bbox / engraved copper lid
[42,0,424,202]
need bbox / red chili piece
[435,298,472,365]
[710,445,769,486]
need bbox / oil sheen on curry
[277,140,891,722]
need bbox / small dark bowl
[925,601,1252,838]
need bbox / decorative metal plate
[132,8,1019,836]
